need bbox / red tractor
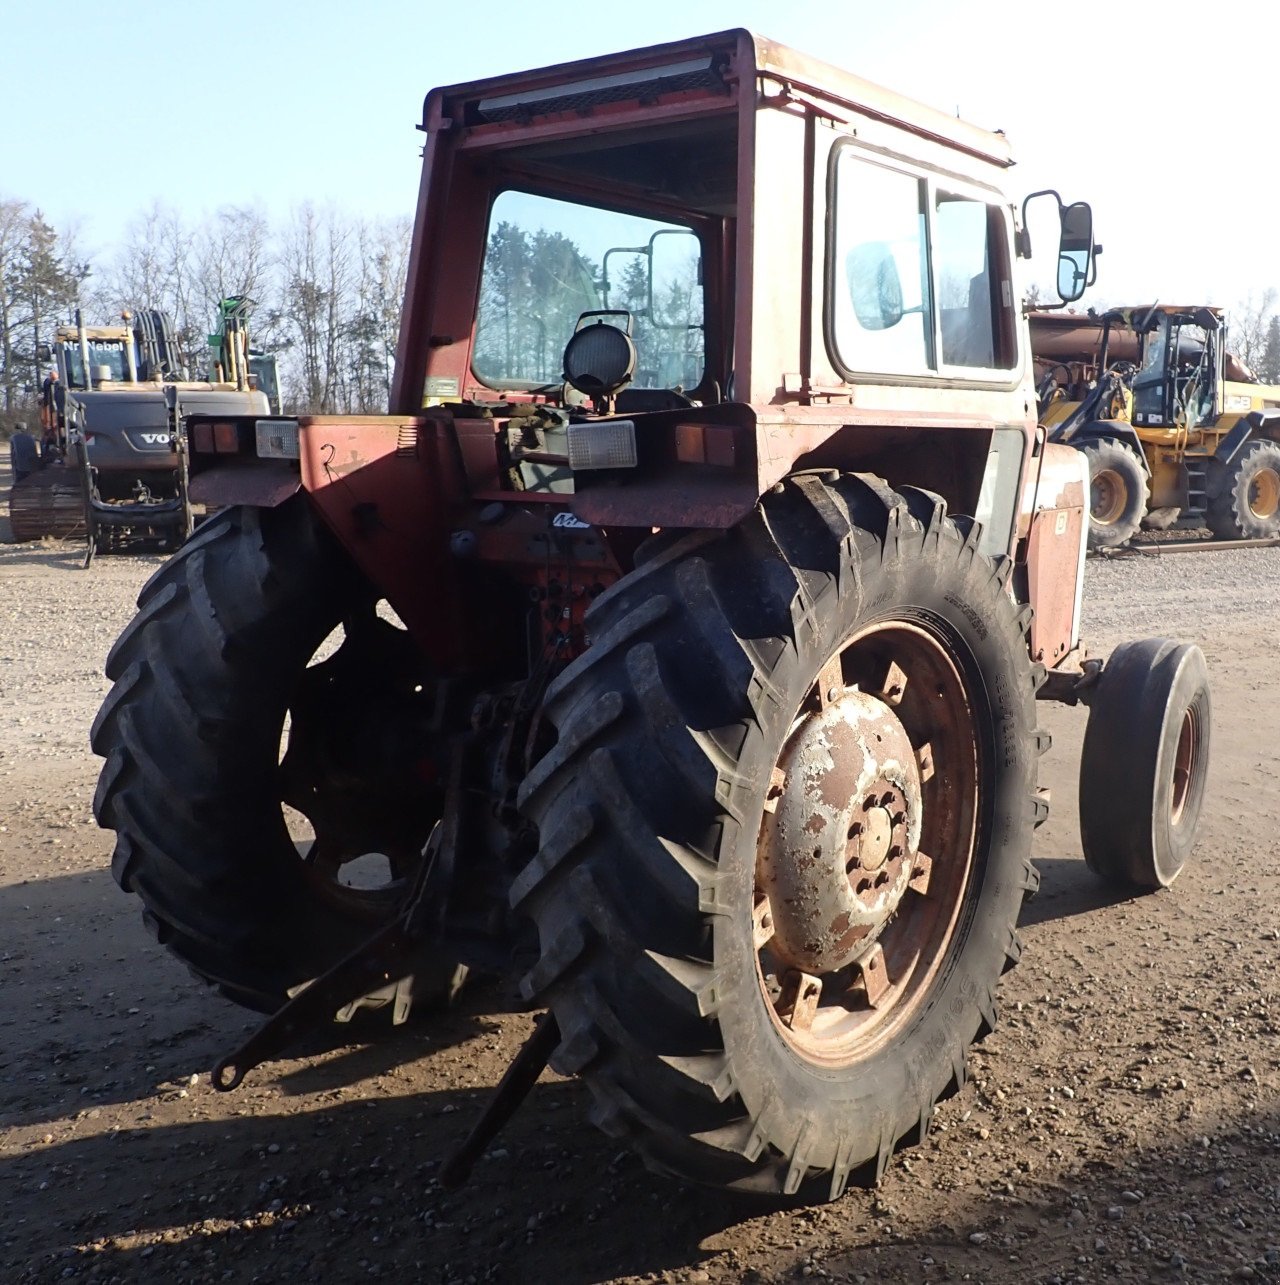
[93,30,1211,1200]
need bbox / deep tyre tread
[1079,438,1149,550]
[517,473,1040,1198]
[93,498,463,1015]
[1206,439,1280,540]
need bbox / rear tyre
[1080,639,1210,890]
[1078,438,1148,550]
[92,498,465,1016]
[516,474,1042,1198]
[1206,439,1280,539]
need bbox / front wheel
[515,474,1043,1198]
[1079,639,1210,890]
[1079,437,1149,550]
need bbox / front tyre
[1079,639,1210,890]
[515,474,1043,1198]
[1079,437,1148,550]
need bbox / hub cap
[753,622,979,1065]
[758,692,922,975]
[1091,469,1127,525]
[1248,466,1280,520]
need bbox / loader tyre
[1079,639,1210,890]
[92,498,465,1016]
[1206,439,1280,539]
[515,474,1043,1198]
[1078,437,1148,550]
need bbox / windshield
[64,339,132,387]
[1134,317,1213,426]
[1132,318,1169,421]
[472,190,704,393]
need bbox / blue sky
[7,0,1280,309]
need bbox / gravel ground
[2,460,1278,1284]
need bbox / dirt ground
[2,458,1278,1285]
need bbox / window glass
[935,192,998,369]
[830,150,1015,378]
[65,340,131,386]
[831,157,930,374]
[473,190,704,391]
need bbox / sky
[7,0,1280,313]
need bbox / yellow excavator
[1032,304,1280,548]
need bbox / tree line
[6,191,1279,433]
[0,197,411,427]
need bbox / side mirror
[36,343,51,362]
[1020,190,1100,305]
[846,242,904,331]
[647,229,702,330]
[1057,201,1094,303]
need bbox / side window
[828,149,1016,378]
[831,156,930,375]
[935,193,998,369]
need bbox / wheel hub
[758,690,922,975]
[1091,470,1125,525]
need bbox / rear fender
[572,407,1009,546]
[1023,443,1088,668]
[188,411,468,668]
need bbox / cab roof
[423,29,1014,167]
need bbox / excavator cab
[1130,307,1223,431]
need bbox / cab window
[829,148,1016,379]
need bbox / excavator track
[8,473,86,542]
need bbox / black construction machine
[10,304,272,563]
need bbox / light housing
[567,419,637,471]
[255,419,301,460]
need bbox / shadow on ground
[1018,856,1136,928]
[6,1069,1276,1285]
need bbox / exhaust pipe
[122,309,139,383]
[77,309,91,390]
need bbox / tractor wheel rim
[754,621,979,1066]
[1170,704,1201,826]
[1247,466,1280,520]
[1090,469,1127,525]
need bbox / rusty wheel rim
[1247,466,1280,520]
[1170,705,1201,827]
[1090,469,1127,525]
[754,621,979,1066]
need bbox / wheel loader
[8,303,272,561]
[1032,304,1280,548]
[92,30,1211,1201]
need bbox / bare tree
[1228,289,1277,374]
[0,197,32,416]
[193,205,276,373]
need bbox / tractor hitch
[439,1012,561,1188]
[212,799,457,1091]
